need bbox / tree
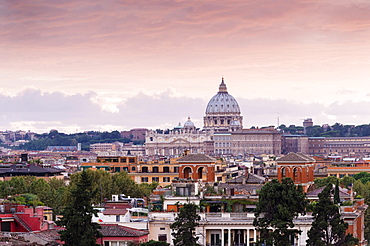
[364,208,370,242]
[253,178,307,246]
[314,176,338,188]
[306,184,349,246]
[334,179,340,204]
[170,203,201,246]
[340,176,355,189]
[57,171,102,246]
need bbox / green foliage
[68,170,157,205]
[306,201,317,212]
[341,200,354,206]
[353,180,370,203]
[344,234,359,246]
[170,203,201,246]
[340,175,355,189]
[57,170,102,246]
[364,208,370,242]
[13,193,43,206]
[353,172,370,184]
[278,122,370,137]
[140,240,169,246]
[314,176,338,188]
[14,130,142,151]
[0,170,151,217]
[253,178,307,246]
[334,179,340,204]
[307,185,349,246]
[0,176,67,214]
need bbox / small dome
[230,120,241,126]
[174,122,183,129]
[184,117,195,128]
[205,78,241,114]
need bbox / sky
[1,0,370,133]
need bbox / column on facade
[253,229,257,242]
[239,230,245,246]
[221,228,224,246]
[246,229,249,246]
[228,229,231,246]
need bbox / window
[141,177,148,182]
[104,241,129,246]
[152,166,159,173]
[1,222,10,232]
[158,234,167,242]
[152,177,159,182]
[163,166,170,173]
[163,177,170,182]
[142,167,148,173]
[174,167,179,173]
[131,167,136,171]
[116,215,120,222]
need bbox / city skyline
[1,1,370,133]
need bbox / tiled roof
[177,154,217,162]
[0,164,63,175]
[307,185,351,198]
[99,224,148,237]
[35,228,62,241]
[218,183,264,193]
[277,153,315,163]
[103,208,128,215]
[246,173,267,184]
[226,173,266,184]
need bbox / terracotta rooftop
[35,228,62,241]
[277,152,315,163]
[103,208,128,215]
[99,224,148,237]
[177,154,217,163]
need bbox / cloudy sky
[1,0,370,133]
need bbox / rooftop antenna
[277,113,283,129]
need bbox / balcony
[149,212,256,222]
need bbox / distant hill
[11,130,143,151]
[279,123,370,137]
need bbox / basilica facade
[145,78,282,157]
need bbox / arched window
[282,167,287,178]
[197,167,204,180]
[183,167,192,179]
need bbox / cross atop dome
[218,77,228,93]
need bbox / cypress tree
[170,203,201,246]
[307,184,348,246]
[253,178,307,245]
[57,170,102,246]
[334,179,340,204]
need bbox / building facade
[145,78,282,157]
[145,128,213,156]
